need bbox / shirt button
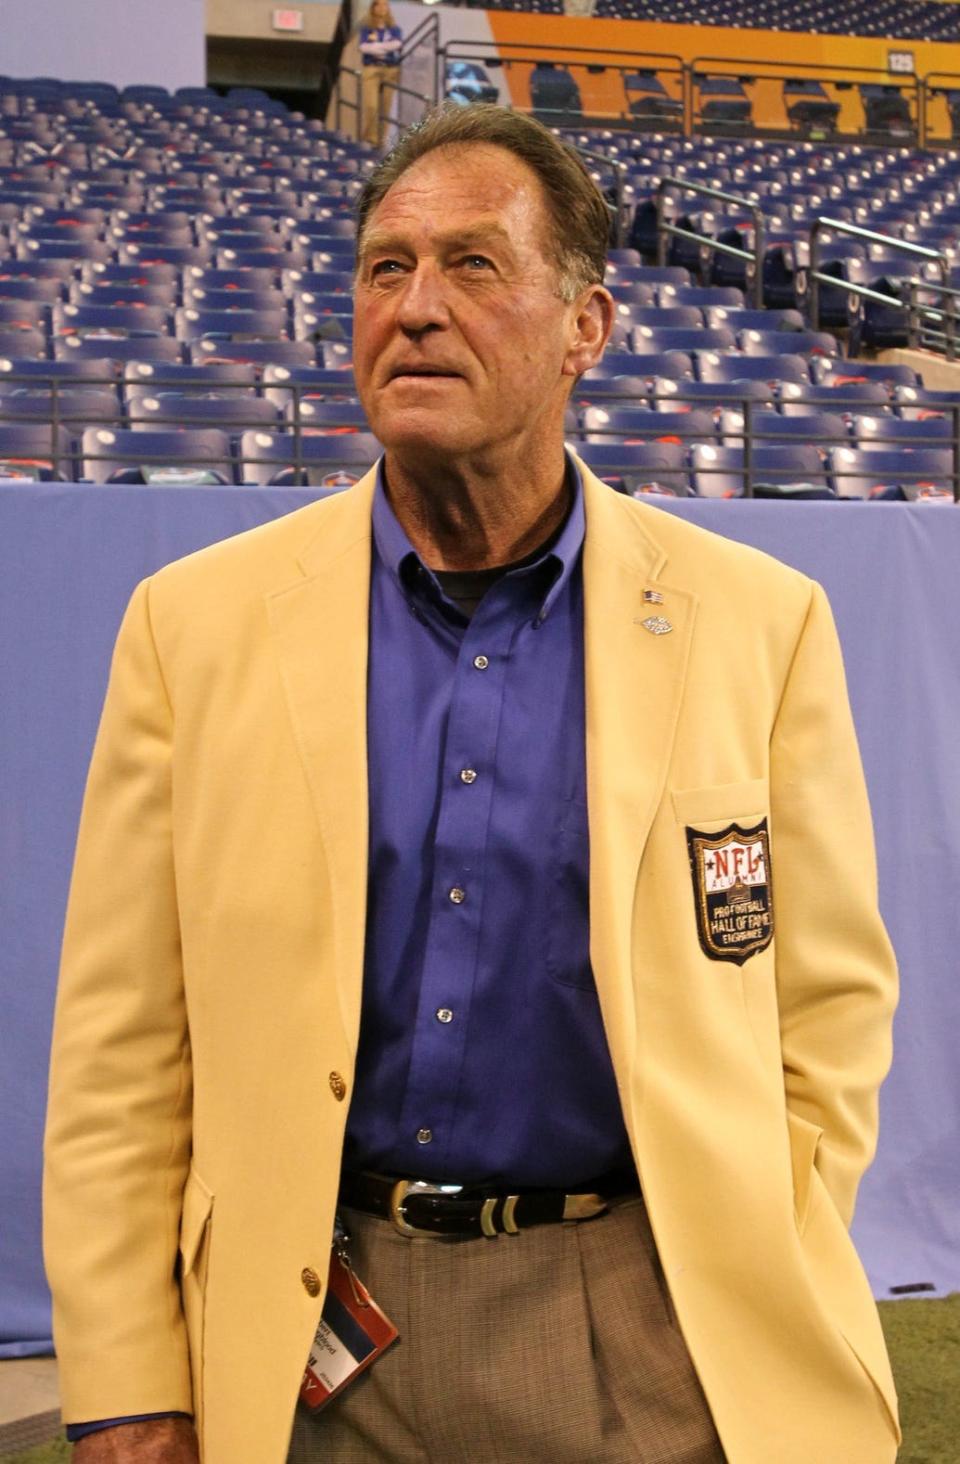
[328,1071,347,1102]
[459,768,477,784]
[448,886,466,904]
[301,1267,322,1297]
[473,654,489,670]
[416,1127,433,1144]
[436,1007,454,1023]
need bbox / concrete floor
[0,1357,61,1456]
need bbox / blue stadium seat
[649,377,775,412]
[129,395,278,432]
[581,404,715,445]
[261,364,357,408]
[0,328,47,360]
[80,425,235,484]
[174,306,289,342]
[0,422,74,479]
[691,442,833,498]
[828,445,955,499]
[696,352,810,387]
[239,428,379,486]
[190,338,315,369]
[575,440,692,496]
[778,379,892,415]
[717,408,848,451]
[849,413,953,447]
[53,303,171,339]
[289,400,370,432]
[54,332,184,366]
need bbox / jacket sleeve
[43,576,195,1424]
[770,578,898,1228]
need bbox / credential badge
[686,820,773,965]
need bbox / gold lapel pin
[639,615,673,636]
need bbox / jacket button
[301,1267,322,1297]
[329,1071,347,1101]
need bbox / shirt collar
[371,454,585,624]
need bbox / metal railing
[808,217,949,338]
[5,366,960,500]
[379,78,436,148]
[333,66,363,138]
[656,177,766,307]
[574,386,960,500]
[438,38,686,131]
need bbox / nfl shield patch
[686,820,773,965]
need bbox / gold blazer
[45,463,900,1462]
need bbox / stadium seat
[575,440,692,496]
[55,336,183,366]
[0,422,73,479]
[649,376,775,412]
[122,360,258,400]
[849,413,953,446]
[80,425,234,484]
[190,339,316,369]
[581,404,715,445]
[261,364,357,408]
[696,352,810,387]
[290,400,370,432]
[718,408,848,451]
[129,395,279,432]
[828,445,955,499]
[691,442,833,497]
[239,428,379,486]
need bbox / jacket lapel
[265,471,377,1051]
[580,465,699,1089]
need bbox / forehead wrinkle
[358,217,519,266]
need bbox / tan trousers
[361,66,400,148]
[287,1197,725,1463]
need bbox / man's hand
[72,1418,200,1462]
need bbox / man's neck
[382,449,571,571]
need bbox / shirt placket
[395,585,532,1174]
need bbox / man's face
[353,143,601,470]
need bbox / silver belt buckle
[389,1178,463,1237]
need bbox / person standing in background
[359,0,403,147]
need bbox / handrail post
[656,180,670,268]
[809,218,822,332]
[752,203,764,309]
[743,394,753,499]
[947,276,957,361]
[292,383,304,486]
[51,376,62,482]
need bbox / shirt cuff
[65,1412,192,1442]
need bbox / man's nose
[394,262,451,334]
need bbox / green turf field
[5,1296,959,1463]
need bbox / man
[44,105,900,1463]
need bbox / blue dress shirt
[343,461,633,1187]
[66,458,633,1438]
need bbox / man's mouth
[388,366,462,381]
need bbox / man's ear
[562,285,615,379]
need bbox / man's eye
[370,259,403,278]
[461,254,493,270]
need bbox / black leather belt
[339,1169,640,1240]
